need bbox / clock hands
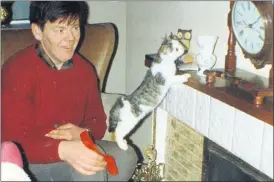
[240,20,249,28]
[249,17,264,36]
[240,17,260,29]
[252,28,262,35]
[240,18,263,36]
[248,16,261,28]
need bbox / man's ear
[31,24,43,41]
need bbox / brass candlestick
[132,109,166,181]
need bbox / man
[1,1,138,181]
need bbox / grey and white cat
[108,33,191,150]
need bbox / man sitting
[1,1,138,181]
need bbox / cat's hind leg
[115,116,137,150]
[115,121,134,150]
[115,131,128,150]
[115,100,138,150]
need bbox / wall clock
[203,1,273,105]
[231,1,273,69]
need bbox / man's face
[39,19,81,64]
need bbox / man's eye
[74,26,79,30]
[55,29,63,33]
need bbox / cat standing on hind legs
[108,32,191,150]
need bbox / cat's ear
[167,33,171,40]
[170,32,174,39]
[170,32,178,40]
[165,33,169,41]
[161,34,168,46]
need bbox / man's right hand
[58,140,107,175]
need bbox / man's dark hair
[29,1,89,30]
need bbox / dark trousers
[28,140,138,181]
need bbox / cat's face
[159,33,187,61]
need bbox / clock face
[232,1,266,55]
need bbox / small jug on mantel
[195,35,218,76]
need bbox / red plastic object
[80,131,119,175]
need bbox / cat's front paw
[117,139,128,150]
[183,73,191,82]
[171,73,192,84]
[178,73,191,83]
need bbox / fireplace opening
[202,138,272,181]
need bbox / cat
[1,141,31,181]
[108,32,192,150]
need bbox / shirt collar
[35,43,73,70]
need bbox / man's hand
[58,140,107,175]
[45,123,86,140]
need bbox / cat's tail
[108,120,116,132]
[108,96,125,132]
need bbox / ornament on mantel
[195,35,219,76]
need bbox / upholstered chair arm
[100,93,124,141]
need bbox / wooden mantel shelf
[145,55,273,126]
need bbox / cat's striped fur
[108,33,191,150]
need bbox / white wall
[126,1,271,93]
[87,1,127,94]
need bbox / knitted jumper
[1,44,107,163]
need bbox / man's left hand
[45,123,86,140]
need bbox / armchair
[1,23,121,141]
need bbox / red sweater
[1,45,107,164]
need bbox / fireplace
[153,83,273,181]
[203,138,272,181]
[164,115,272,181]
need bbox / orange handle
[80,131,119,175]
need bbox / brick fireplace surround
[154,83,273,181]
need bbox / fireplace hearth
[202,138,272,181]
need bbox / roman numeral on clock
[259,35,264,41]
[241,3,246,11]
[237,10,243,16]
[239,30,244,36]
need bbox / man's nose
[65,30,75,41]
